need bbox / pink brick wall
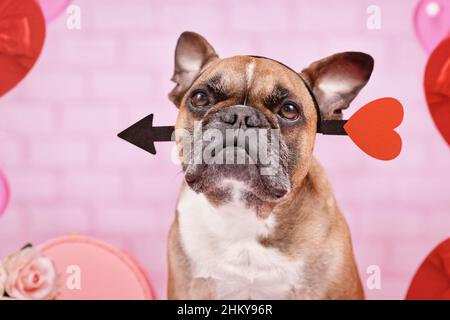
[0,0,448,299]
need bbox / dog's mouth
[209,132,258,164]
[181,128,291,202]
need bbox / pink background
[0,0,449,299]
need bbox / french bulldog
[167,31,373,299]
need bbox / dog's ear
[300,52,374,120]
[169,32,218,107]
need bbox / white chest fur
[177,182,304,299]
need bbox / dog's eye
[278,103,300,120]
[190,91,209,107]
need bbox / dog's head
[170,32,373,213]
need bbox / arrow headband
[119,56,403,161]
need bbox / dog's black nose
[220,105,264,129]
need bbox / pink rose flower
[0,261,6,296]
[3,247,58,300]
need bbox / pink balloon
[414,0,450,53]
[0,170,9,216]
[37,0,73,22]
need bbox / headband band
[118,55,403,160]
[247,55,347,135]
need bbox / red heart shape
[344,97,403,160]
[424,36,450,146]
[0,0,46,97]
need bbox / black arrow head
[118,114,157,155]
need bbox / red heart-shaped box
[0,0,46,97]
[424,36,450,146]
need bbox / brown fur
[167,32,372,300]
[168,158,363,299]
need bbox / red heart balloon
[344,98,403,161]
[424,36,450,146]
[0,0,46,97]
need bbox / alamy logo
[174,121,281,176]
[66,5,81,30]
[366,5,381,30]
[366,265,382,290]
[66,265,81,290]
